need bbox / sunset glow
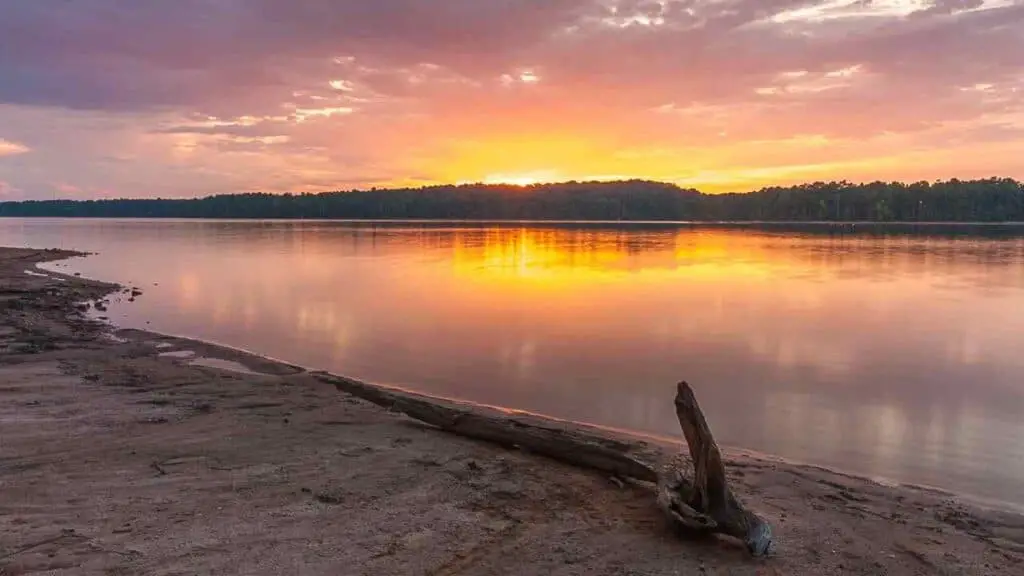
[1,1,1022,200]
[481,175,546,187]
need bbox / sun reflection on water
[448,227,790,287]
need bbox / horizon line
[3,175,1021,203]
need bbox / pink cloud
[54,182,84,195]
[0,1,1021,198]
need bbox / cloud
[917,0,987,16]
[0,0,1022,198]
[54,182,84,195]
[4,1,1021,116]
[0,0,599,114]
[0,139,30,156]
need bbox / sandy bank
[1,247,1022,575]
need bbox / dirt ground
[1,247,1022,575]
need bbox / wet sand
[1,247,1022,575]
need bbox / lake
[2,219,1023,508]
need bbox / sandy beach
[1,246,1023,575]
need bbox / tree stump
[656,382,773,556]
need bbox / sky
[1,0,1023,200]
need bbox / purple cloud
[0,0,1022,198]
[2,0,1019,116]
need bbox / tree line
[1,178,1022,222]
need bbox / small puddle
[23,270,65,281]
[158,350,196,359]
[188,357,262,376]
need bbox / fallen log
[312,372,663,482]
[312,373,772,556]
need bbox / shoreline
[70,326,1024,517]
[3,246,1023,574]
[37,255,1024,517]
[32,259,1008,511]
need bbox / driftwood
[313,373,773,556]
[657,382,773,555]
[313,372,663,481]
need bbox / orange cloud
[0,1,1022,198]
[0,138,29,157]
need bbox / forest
[1,178,1022,222]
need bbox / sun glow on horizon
[481,173,546,186]
[454,171,563,187]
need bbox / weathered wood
[313,372,663,483]
[658,382,773,556]
[313,372,772,555]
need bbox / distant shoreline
[4,216,1024,225]
[2,178,1022,222]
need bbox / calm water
[2,219,1024,508]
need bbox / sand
[1,246,1022,575]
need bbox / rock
[315,492,344,505]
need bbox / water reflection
[2,219,1023,506]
